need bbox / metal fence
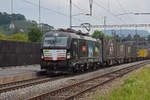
[0,40,41,67]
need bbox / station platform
[0,65,41,84]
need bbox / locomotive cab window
[43,36,68,47]
[43,37,55,47]
[55,37,68,46]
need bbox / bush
[92,30,105,39]
[28,26,43,42]
[105,35,112,40]
[9,33,28,42]
[92,30,112,40]
[0,31,8,40]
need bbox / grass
[95,66,150,100]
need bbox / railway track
[0,75,64,94]
[27,61,150,100]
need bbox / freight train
[40,29,150,74]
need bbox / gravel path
[0,65,40,71]
[0,65,41,78]
[0,61,148,100]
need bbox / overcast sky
[0,0,150,32]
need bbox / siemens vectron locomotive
[40,29,150,74]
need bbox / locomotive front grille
[43,49,67,61]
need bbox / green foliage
[105,35,112,40]
[92,30,112,40]
[28,26,43,42]
[0,31,8,40]
[0,31,28,42]
[94,66,150,100]
[9,33,28,42]
[11,13,26,21]
[126,34,132,41]
[92,30,105,39]
[134,33,140,41]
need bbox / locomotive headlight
[41,54,44,59]
[67,53,71,59]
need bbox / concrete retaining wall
[0,40,41,67]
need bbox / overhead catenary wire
[114,0,132,22]
[115,0,127,13]
[39,0,41,25]
[114,0,133,20]
[71,1,105,25]
[22,0,68,17]
[69,0,126,30]
[93,0,127,24]
[72,3,88,13]
[22,0,83,22]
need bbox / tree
[0,12,11,25]
[133,33,140,41]
[0,12,26,25]
[126,34,132,41]
[9,33,28,42]
[28,26,43,42]
[105,34,112,40]
[92,30,105,39]
[92,30,112,40]
[11,14,26,21]
[115,34,121,42]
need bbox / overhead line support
[70,0,72,29]
[72,24,150,28]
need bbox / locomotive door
[72,39,78,59]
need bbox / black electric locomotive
[40,29,102,74]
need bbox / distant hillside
[0,12,26,25]
[102,29,150,37]
[0,12,54,36]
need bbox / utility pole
[39,0,41,26]
[89,0,93,16]
[120,26,122,42]
[108,0,110,11]
[39,0,43,32]
[104,16,107,33]
[70,0,72,29]
[11,0,13,14]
